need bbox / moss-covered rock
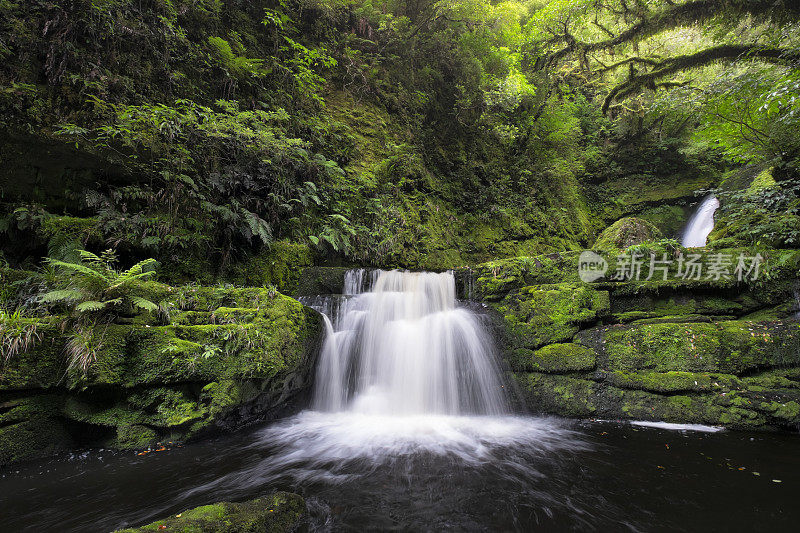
[0,284,322,466]
[296,266,352,296]
[492,283,609,349]
[513,370,800,430]
[470,252,585,300]
[593,217,663,251]
[225,241,313,295]
[513,343,596,373]
[604,370,739,393]
[510,320,800,430]
[586,321,800,375]
[115,492,306,533]
[0,395,72,465]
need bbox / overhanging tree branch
[542,0,799,68]
[602,44,800,112]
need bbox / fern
[131,296,158,312]
[40,249,160,321]
[39,288,86,303]
[75,300,108,312]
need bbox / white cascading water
[312,269,506,416]
[188,269,584,495]
[681,195,720,247]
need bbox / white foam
[630,420,724,433]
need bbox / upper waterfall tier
[681,195,720,247]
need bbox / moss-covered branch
[602,44,800,112]
[543,0,799,67]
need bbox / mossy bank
[468,247,800,431]
[0,280,322,466]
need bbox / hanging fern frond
[75,300,108,312]
[130,296,158,312]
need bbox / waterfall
[308,269,506,416]
[681,195,720,247]
[190,269,584,493]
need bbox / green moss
[115,492,306,533]
[593,217,662,251]
[39,215,101,243]
[0,418,73,465]
[637,205,691,239]
[296,266,351,296]
[225,241,313,295]
[0,395,71,465]
[515,373,599,417]
[0,281,322,465]
[523,343,596,373]
[606,370,739,393]
[472,252,585,300]
[748,167,776,193]
[493,283,609,349]
[742,368,800,389]
[0,320,64,391]
[596,321,800,375]
[115,424,161,449]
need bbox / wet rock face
[114,491,307,533]
[0,285,323,466]
[471,249,800,431]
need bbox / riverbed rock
[114,491,306,532]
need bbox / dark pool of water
[1,415,798,532]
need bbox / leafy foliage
[0,0,798,270]
[40,249,160,320]
[0,308,41,363]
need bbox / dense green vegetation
[2,0,796,278]
[1,0,800,463]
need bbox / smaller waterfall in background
[681,195,720,247]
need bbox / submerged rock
[114,492,306,533]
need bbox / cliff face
[0,279,322,466]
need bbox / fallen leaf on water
[738,467,746,471]
[175,514,182,518]
[657,465,665,470]
[753,472,761,476]
[158,526,167,530]
[773,479,782,483]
